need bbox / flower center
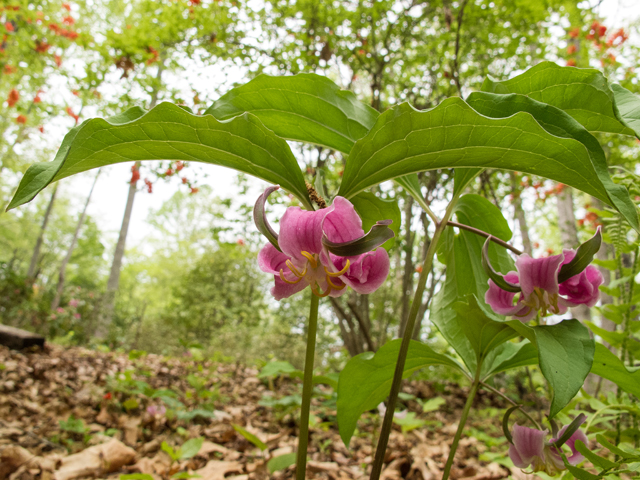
[520,287,561,317]
[278,251,350,297]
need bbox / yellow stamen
[280,269,303,284]
[300,251,317,268]
[324,259,350,277]
[326,275,346,290]
[286,259,306,277]
[311,284,332,298]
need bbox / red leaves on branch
[35,40,51,53]
[130,164,140,184]
[568,27,580,38]
[15,114,26,124]
[607,28,628,47]
[566,59,576,67]
[3,64,16,74]
[237,238,245,246]
[165,168,174,176]
[54,54,62,66]
[66,106,79,124]
[176,161,184,171]
[190,187,199,194]
[566,44,576,55]
[146,46,159,65]
[4,22,14,32]
[182,177,188,184]
[38,125,44,133]
[144,178,153,193]
[7,88,19,107]
[62,15,75,25]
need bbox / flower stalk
[369,198,460,480]
[296,293,320,480]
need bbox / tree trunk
[556,185,591,320]
[27,184,59,283]
[96,167,138,339]
[51,170,101,311]
[95,63,164,339]
[510,173,533,256]
[399,196,415,337]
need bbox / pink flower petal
[258,243,307,300]
[330,248,390,295]
[516,253,565,297]
[278,206,333,261]
[510,424,547,468]
[485,272,530,318]
[553,424,589,466]
[322,197,364,244]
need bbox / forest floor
[0,344,530,480]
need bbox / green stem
[369,199,460,480]
[442,378,481,480]
[479,382,541,430]
[296,294,320,480]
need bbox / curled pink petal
[258,243,307,300]
[558,258,603,308]
[553,424,589,466]
[322,197,364,244]
[329,248,391,295]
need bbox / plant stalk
[296,293,320,480]
[442,378,481,480]
[369,199,459,480]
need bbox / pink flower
[73,313,81,319]
[147,404,166,417]
[69,299,78,307]
[509,423,587,475]
[257,191,391,300]
[56,307,65,314]
[485,249,603,322]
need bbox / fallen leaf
[53,438,136,480]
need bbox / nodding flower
[255,187,392,300]
[508,422,588,475]
[485,228,603,322]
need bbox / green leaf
[481,62,635,136]
[267,453,297,474]
[483,340,538,377]
[336,339,463,446]
[596,434,638,460]
[590,343,640,398]
[533,320,595,418]
[257,360,297,378]
[162,441,180,462]
[179,438,204,460]
[122,398,139,411]
[481,237,521,293]
[466,92,637,231]
[120,475,155,480]
[394,174,425,208]
[565,464,601,480]
[349,191,401,250]
[337,98,630,223]
[393,412,426,433]
[7,102,312,211]
[233,424,268,451]
[452,297,518,369]
[611,84,640,138]
[176,409,216,421]
[206,73,378,154]
[574,440,617,470]
[431,195,515,372]
[454,168,482,197]
[171,473,201,479]
[419,397,445,413]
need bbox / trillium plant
[8,61,640,479]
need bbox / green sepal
[481,237,521,293]
[557,227,602,283]
[253,186,281,252]
[322,220,394,257]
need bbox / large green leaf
[590,342,640,398]
[481,62,637,137]
[611,84,640,138]
[336,339,463,447]
[337,98,624,217]
[7,102,312,211]
[483,340,538,377]
[206,73,378,154]
[349,191,401,250]
[431,194,515,372]
[466,92,638,230]
[534,320,595,418]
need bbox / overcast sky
[28,0,640,259]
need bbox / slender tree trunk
[95,63,164,339]
[51,170,101,311]
[399,196,415,337]
[27,184,59,283]
[96,167,139,339]
[510,173,533,256]
[556,185,591,320]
